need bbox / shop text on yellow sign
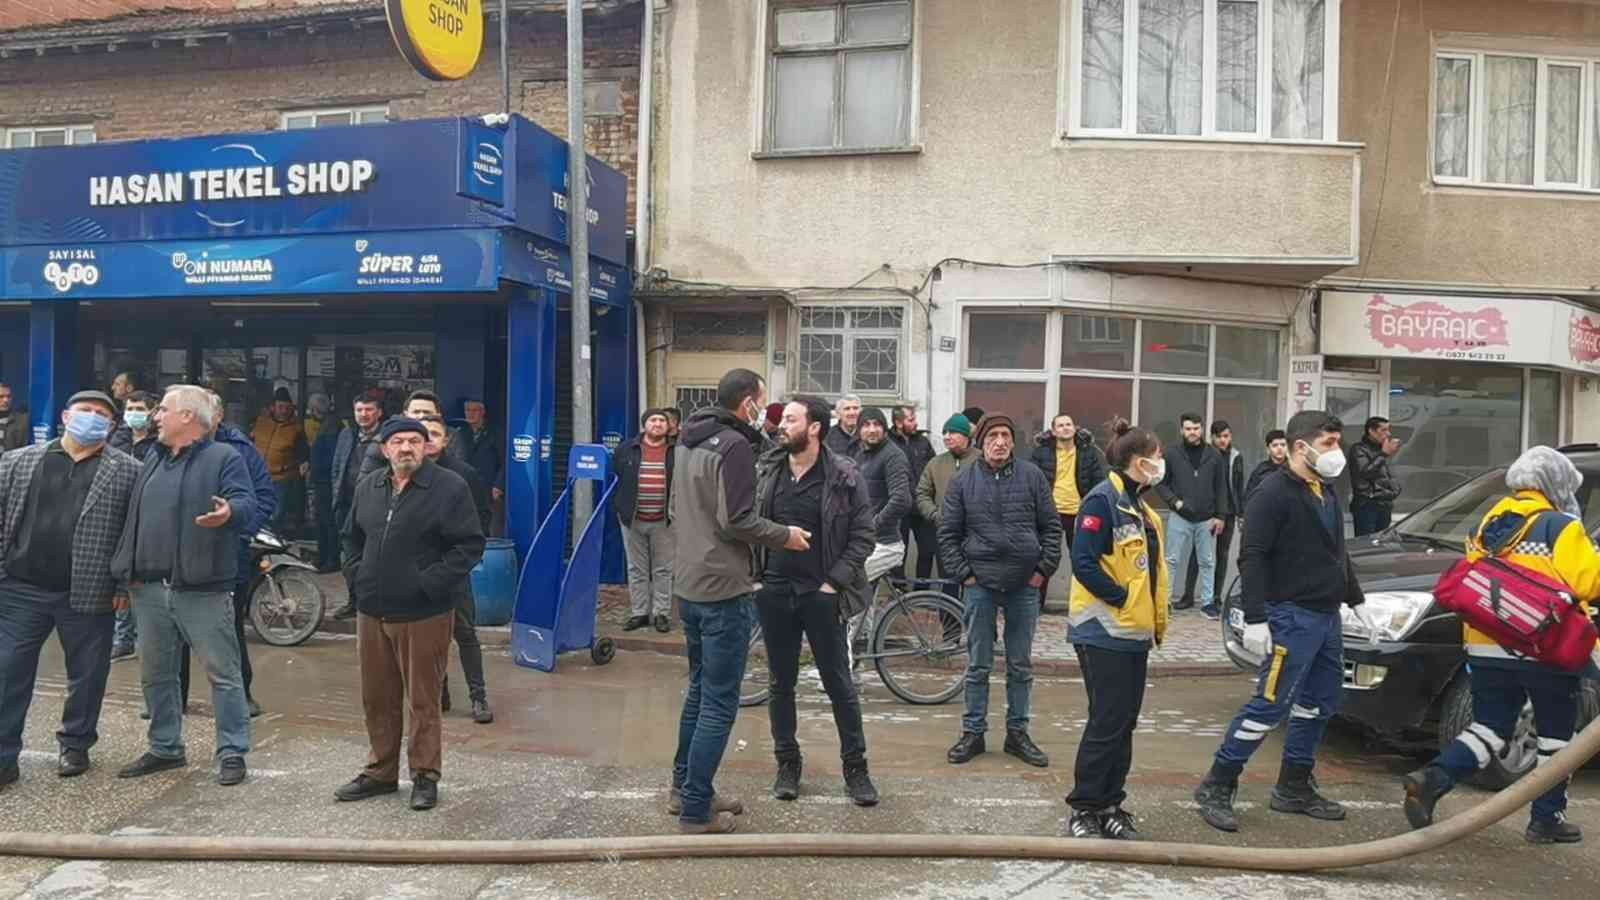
[385,0,484,81]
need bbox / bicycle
[739,577,969,707]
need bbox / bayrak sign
[1322,290,1600,374]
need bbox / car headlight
[1340,591,1433,643]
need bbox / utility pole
[500,0,511,115]
[567,0,594,533]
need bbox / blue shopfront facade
[0,115,636,580]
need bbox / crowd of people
[0,364,1592,847]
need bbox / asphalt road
[1,633,1597,899]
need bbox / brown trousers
[357,610,454,783]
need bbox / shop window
[797,304,904,396]
[671,311,767,352]
[1389,360,1524,515]
[282,106,389,130]
[1529,369,1561,448]
[968,312,1048,370]
[1070,0,1339,142]
[1059,375,1134,443]
[7,125,95,147]
[1139,379,1208,450]
[1432,49,1600,192]
[964,380,1047,443]
[1215,325,1279,380]
[1062,313,1135,371]
[765,1,915,153]
[1213,383,1278,454]
[1142,319,1209,376]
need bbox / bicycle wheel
[739,618,770,707]
[872,590,967,705]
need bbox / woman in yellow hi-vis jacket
[1063,419,1170,840]
[1403,446,1600,845]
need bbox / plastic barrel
[471,539,518,626]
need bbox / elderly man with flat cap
[336,417,484,812]
[0,390,140,788]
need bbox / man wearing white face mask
[1194,410,1374,835]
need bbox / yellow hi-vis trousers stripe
[1264,645,1288,703]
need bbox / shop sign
[1289,355,1323,415]
[386,0,484,82]
[512,434,536,463]
[1567,311,1600,371]
[1321,291,1558,366]
[1363,294,1509,358]
[457,120,507,208]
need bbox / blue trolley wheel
[591,637,616,665]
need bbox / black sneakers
[217,756,247,786]
[623,615,649,632]
[1194,765,1240,833]
[1401,765,1453,830]
[1003,730,1048,768]
[773,758,802,800]
[947,732,986,764]
[58,748,90,778]
[1066,809,1103,838]
[1099,807,1140,840]
[652,614,671,633]
[843,763,879,807]
[472,699,495,725]
[1527,814,1583,844]
[1270,763,1346,821]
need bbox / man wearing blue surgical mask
[0,390,141,788]
[109,391,159,463]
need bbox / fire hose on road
[2,716,1597,873]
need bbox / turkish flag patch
[1079,515,1103,533]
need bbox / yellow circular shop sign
[385,0,484,82]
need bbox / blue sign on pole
[457,119,509,210]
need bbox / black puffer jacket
[755,446,876,620]
[937,454,1063,594]
[1349,436,1401,505]
[890,430,937,495]
[1028,429,1107,502]
[853,438,912,543]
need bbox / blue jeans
[132,582,251,761]
[672,595,753,824]
[1433,663,1579,823]
[0,578,114,769]
[1165,516,1215,607]
[961,584,1040,735]
[1352,501,1391,537]
[114,606,137,650]
[1215,603,1342,773]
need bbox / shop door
[1324,376,1384,514]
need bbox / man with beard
[336,419,484,811]
[755,397,877,806]
[251,387,308,534]
[890,406,938,580]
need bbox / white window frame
[795,303,907,398]
[1063,0,1342,145]
[6,124,96,148]
[280,105,390,130]
[959,308,1282,439]
[758,0,921,156]
[1432,48,1600,194]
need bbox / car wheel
[1219,581,1258,672]
[1578,677,1600,770]
[1438,673,1537,790]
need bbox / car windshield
[1397,456,1600,545]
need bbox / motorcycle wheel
[250,569,327,647]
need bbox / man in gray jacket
[667,368,808,836]
[111,384,257,787]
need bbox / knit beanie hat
[975,413,1017,445]
[941,413,973,438]
[859,407,888,429]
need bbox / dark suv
[1219,446,1600,788]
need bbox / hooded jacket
[1029,429,1108,508]
[755,444,876,620]
[937,453,1063,594]
[251,411,309,483]
[852,436,912,543]
[1463,491,1600,668]
[916,444,978,526]
[670,406,793,603]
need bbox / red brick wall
[0,9,641,225]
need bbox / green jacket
[914,446,977,526]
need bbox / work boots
[1526,813,1583,845]
[1401,765,1454,830]
[843,762,879,807]
[1194,763,1241,833]
[1004,730,1049,768]
[773,758,802,801]
[946,732,986,765]
[665,789,744,817]
[1270,762,1346,821]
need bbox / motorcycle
[247,527,327,647]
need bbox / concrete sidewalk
[311,574,1239,676]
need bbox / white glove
[1242,622,1271,657]
[1352,604,1382,646]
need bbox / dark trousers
[1067,643,1148,812]
[1183,515,1234,607]
[0,578,114,769]
[900,515,939,580]
[1433,663,1579,822]
[181,575,254,706]
[1215,604,1342,772]
[1352,501,1392,537]
[756,583,868,766]
[442,586,487,704]
[313,480,338,570]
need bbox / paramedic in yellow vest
[1062,419,1168,841]
[1401,446,1600,845]
[251,387,310,533]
